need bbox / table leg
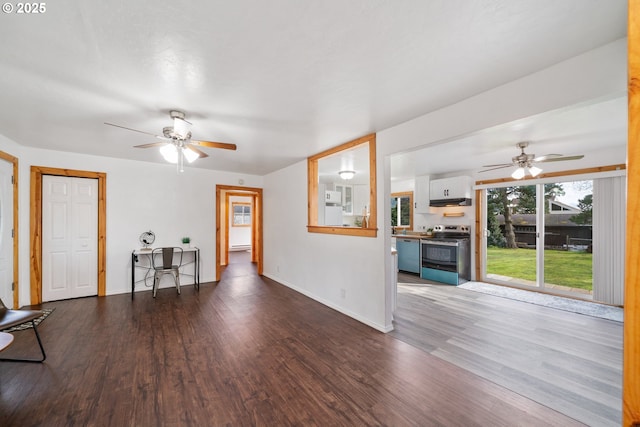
[131,251,136,299]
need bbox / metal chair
[0,298,46,362]
[152,247,183,297]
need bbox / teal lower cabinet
[421,267,459,286]
[396,238,420,274]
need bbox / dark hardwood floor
[1,256,584,426]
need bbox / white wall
[262,37,627,333]
[1,141,263,306]
[262,161,388,331]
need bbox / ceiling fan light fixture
[339,170,355,180]
[511,167,526,180]
[528,165,543,177]
[183,146,199,163]
[159,143,178,163]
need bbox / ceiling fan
[480,141,584,179]
[105,110,237,172]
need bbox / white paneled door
[42,176,98,301]
[0,159,13,307]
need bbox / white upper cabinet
[414,175,430,213]
[430,176,472,204]
[335,184,353,214]
[325,190,341,204]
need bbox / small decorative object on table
[139,230,155,250]
[182,237,191,248]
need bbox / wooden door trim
[624,0,639,423]
[215,185,263,281]
[30,166,106,304]
[0,151,19,309]
[224,191,256,266]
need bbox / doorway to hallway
[215,184,263,281]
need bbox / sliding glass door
[485,185,538,288]
[483,180,594,299]
[543,180,593,297]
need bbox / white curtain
[593,176,626,305]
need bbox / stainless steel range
[420,225,471,285]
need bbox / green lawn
[486,247,593,291]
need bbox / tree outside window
[391,192,413,230]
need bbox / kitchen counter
[392,233,433,239]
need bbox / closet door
[42,176,98,301]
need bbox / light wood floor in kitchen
[391,272,622,427]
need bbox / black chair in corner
[0,299,46,363]
[152,247,183,298]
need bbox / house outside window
[232,202,251,226]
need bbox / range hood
[429,198,472,207]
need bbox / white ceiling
[0,0,627,175]
[391,96,628,180]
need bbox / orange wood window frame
[231,202,251,227]
[307,133,377,237]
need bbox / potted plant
[181,237,191,248]
[426,228,433,236]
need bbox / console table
[131,247,200,298]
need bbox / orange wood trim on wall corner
[624,1,640,425]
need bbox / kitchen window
[391,191,413,230]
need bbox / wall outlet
[340,288,346,299]
[276,265,280,273]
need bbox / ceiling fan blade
[134,142,167,149]
[537,155,584,163]
[104,122,169,140]
[479,165,513,173]
[533,154,562,162]
[481,163,513,168]
[186,144,209,158]
[191,140,237,151]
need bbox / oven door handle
[421,240,459,247]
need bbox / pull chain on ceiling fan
[105,110,237,173]
[479,141,584,179]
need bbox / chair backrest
[152,247,183,269]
